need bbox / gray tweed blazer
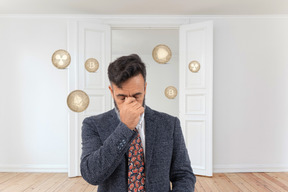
[80,106,196,192]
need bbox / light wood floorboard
[0,172,287,192]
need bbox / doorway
[112,29,179,117]
[68,21,213,177]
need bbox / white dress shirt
[136,112,145,157]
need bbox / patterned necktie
[128,129,145,192]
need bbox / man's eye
[119,97,125,100]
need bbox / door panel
[68,22,111,177]
[179,21,213,176]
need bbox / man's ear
[109,85,114,96]
[144,82,147,94]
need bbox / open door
[68,22,112,177]
[179,21,213,176]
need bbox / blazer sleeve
[170,117,196,191]
[80,116,137,185]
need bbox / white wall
[0,16,287,173]
[0,18,68,172]
[209,17,288,172]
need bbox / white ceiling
[0,0,288,15]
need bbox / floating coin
[152,44,172,64]
[52,49,71,69]
[188,61,201,73]
[165,86,178,99]
[85,58,99,72]
[67,90,89,112]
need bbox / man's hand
[118,97,144,130]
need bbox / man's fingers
[124,97,136,103]
[119,96,144,130]
[138,107,145,115]
[130,101,143,111]
[122,96,143,114]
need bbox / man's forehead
[113,85,143,93]
[111,82,144,89]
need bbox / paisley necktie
[128,130,145,192]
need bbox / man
[80,54,196,191]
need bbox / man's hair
[108,54,146,88]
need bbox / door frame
[67,17,213,177]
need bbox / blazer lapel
[144,106,156,170]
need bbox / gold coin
[165,86,177,99]
[188,61,201,73]
[52,49,71,69]
[85,58,99,72]
[67,90,89,112]
[152,44,172,64]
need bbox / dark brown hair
[108,54,146,88]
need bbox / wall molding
[214,164,288,173]
[1,14,288,19]
[0,164,68,173]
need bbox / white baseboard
[1,164,287,173]
[0,164,68,172]
[214,164,288,173]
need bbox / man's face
[109,74,147,111]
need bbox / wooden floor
[0,172,288,192]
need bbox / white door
[68,22,112,177]
[179,21,213,176]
